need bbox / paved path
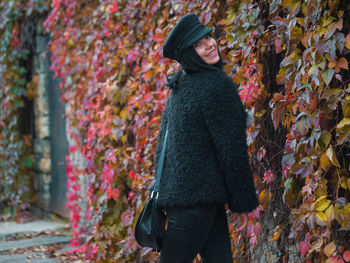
[0,220,72,262]
[0,235,71,252]
[0,252,58,263]
[0,220,67,237]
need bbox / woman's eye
[193,42,200,47]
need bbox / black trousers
[158,204,233,263]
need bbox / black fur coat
[153,69,258,213]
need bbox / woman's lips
[207,49,217,57]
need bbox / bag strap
[151,126,169,198]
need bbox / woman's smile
[207,48,217,58]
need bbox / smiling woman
[142,13,259,263]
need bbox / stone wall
[32,20,52,211]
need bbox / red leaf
[128,170,136,180]
[110,3,118,13]
[152,33,163,42]
[143,92,153,102]
[328,256,339,263]
[299,241,310,256]
[274,38,282,54]
[343,251,350,262]
[111,188,119,200]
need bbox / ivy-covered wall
[0,0,44,219]
[1,0,350,262]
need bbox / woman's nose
[204,38,213,49]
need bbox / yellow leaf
[119,108,128,119]
[315,195,327,203]
[345,204,350,213]
[315,179,328,197]
[319,26,328,37]
[326,146,340,167]
[281,0,296,7]
[337,118,350,130]
[216,19,227,26]
[315,211,327,226]
[325,204,335,224]
[337,125,350,145]
[335,204,344,225]
[324,241,336,257]
[316,198,331,212]
[320,152,331,170]
[341,176,348,190]
[296,17,304,26]
[276,67,287,84]
[290,25,303,43]
[336,118,350,144]
[342,96,350,117]
[121,134,127,143]
[322,16,335,27]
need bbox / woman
[153,14,258,263]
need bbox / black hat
[163,14,213,61]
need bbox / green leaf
[319,130,331,149]
[21,155,33,167]
[322,69,334,86]
[308,65,319,76]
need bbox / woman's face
[193,35,220,65]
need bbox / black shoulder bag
[134,128,168,251]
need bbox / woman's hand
[232,212,248,232]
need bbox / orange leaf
[269,225,282,242]
[338,57,348,70]
[345,33,350,50]
[258,189,271,207]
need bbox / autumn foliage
[1,0,350,262]
[0,0,45,219]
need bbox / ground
[0,214,85,263]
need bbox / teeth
[208,49,216,56]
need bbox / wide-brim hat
[163,14,214,61]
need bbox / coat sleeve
[148,105,169,195]
[201,76,258,213]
